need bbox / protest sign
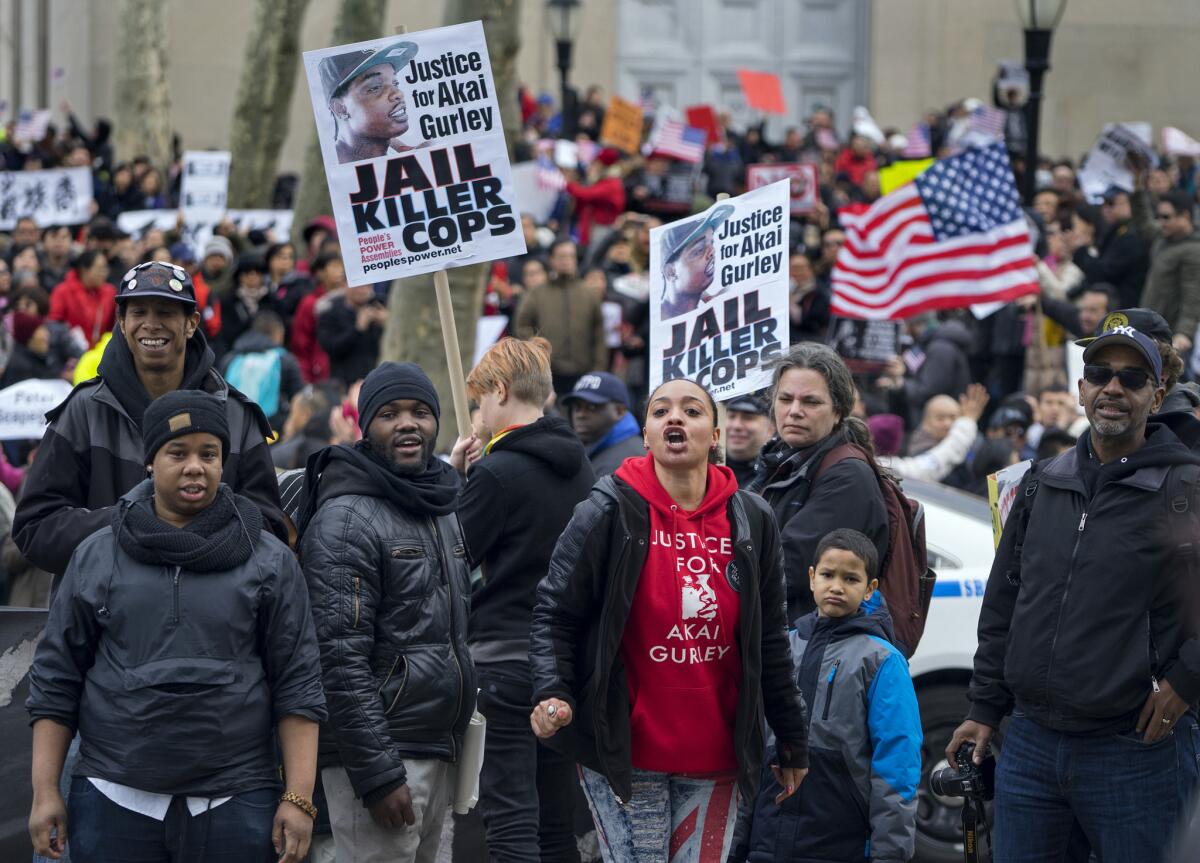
[987,459,1032,547]
[180,150,232,216]
[0,167,93,230]
[736,69,785,115]
[827,316,901,374]
[1162,126,1200,158]
[996,61,1029,104]
[685,105,722,146]
[472,314,508,365]
[648,180,789,399]
[1078,123,1156,202]
[878,158,934,195]
[0,379,72,440]
[745,163,818,215]
[509,162,560,224]
[642,161,700,216]
[117,209,294,256]
[600,95,645,154]
[301,21,526,287]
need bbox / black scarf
[299,440,461,534]
[116,485,261,572]
[98,326,216,430]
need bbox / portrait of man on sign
[319,40,421,164]
[659,204,733,320]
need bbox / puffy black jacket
[753,429,889,620]
[12,356,286,586]
[529,475,809,804]
[300,455,476,803]
[457,415,595,661]
[26,480,325,797]
[969,420,1200,733]
[902,318,973,424]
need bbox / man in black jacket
[300,362,475,863]
[452,336,595,863]
[1070,187,1151,309]
[316,280,388,386]
[12,260,286,592]
[948,323,1200,861]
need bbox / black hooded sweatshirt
[457,415,596,661]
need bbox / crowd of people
[3,76,1200,863]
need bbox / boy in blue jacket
[730,528,923,862]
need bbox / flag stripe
[834,254,1036,308]
[835,223,1032,283]
[832,269,1037,319]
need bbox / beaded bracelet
[280,791,318,819]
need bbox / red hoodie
[48,270,116,347]
[615,454,742,774]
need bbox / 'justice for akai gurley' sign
[302,20,526,285]
[648,180,790,399]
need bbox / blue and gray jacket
[730,609,922,862]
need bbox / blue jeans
[994,714,1200,863]
[65,777,278,862]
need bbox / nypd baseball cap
[319,40,418,105]
[560,372,631,408]
[726,394,768,415]
[1080,324,1163,383]
[1076,308,1173,346]
[116,261,196,308]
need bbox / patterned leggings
[578,766,738,863]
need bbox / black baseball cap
[560,372,631,408]
[662,204,735,266]
[726,394,768,415]
[1080,324,1164,383]
[319,41,418,105]
[1076,308,1172,346]
[116,261,196,308]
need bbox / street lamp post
[546,0,582,139]
[1016,0,1067,204]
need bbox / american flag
[535,156,566,191]
[831,143,1037,320]
[649,120,707,163]
[968,106,1006,141]
[901,122,931,158]
[13,108,50,144]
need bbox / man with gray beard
[948,323,1200,861]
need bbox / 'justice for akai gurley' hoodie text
[615,454,742,774]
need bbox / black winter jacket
[969,420,1200,733]
[12,350,286,585]
[300,454,476,803]
[26,480,325,796]
[1072,219,1151,309]
[901,318,973,424]
[316,297,382,386]
[754,429,890,620]
[529,475,809,804]
[457,416,595,662]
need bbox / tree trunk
[290,0,389,245]
[383,0,522,450]
[227,0,311,209]
[113,0,172,169]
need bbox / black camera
[930,742,996,863]
[930,742,995,801]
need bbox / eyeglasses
[1156,212,1175,221]
[1083,364,1154,390]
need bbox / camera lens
[929,765,965,799]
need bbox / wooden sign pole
[434,268,474,439]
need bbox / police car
[903,479,997,863]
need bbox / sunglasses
[1083,364,1155,390]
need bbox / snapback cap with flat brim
[116,261,197,307]
[319,40,419,105]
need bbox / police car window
[927,544,962,570]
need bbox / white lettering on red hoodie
[615,454,742,774]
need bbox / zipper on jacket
[353,576,361,628]
[1044,509,1087,710]
[432,520,463,762]
[172,566,181,624]
[822,659,841,721]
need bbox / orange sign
[600,95,645,155]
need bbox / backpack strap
[1005,462,1041,587]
